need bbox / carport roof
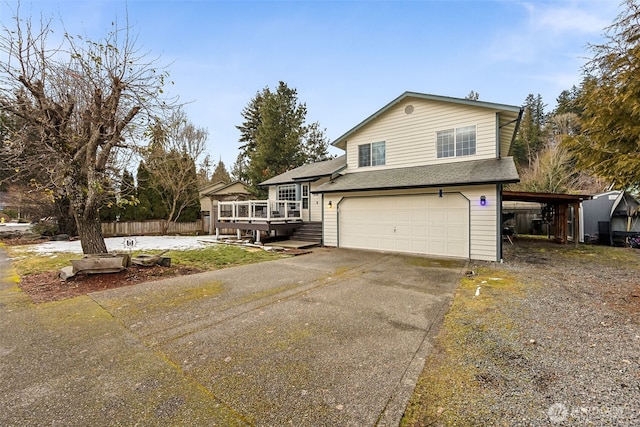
[502,190,592,203]
[314,157,519,193]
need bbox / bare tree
[141,109,207,234]
[512,112,606,194]
[0,8,173,253]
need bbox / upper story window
[358,141,385,167]
[437,125,476,158]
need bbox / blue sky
[0,0,621,169]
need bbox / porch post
[255,230,261,244]
[209,197,215,235]
[574,201,580,248]
[237,229,242,239]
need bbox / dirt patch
[19,264,203,304]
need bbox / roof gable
[199,181,250,197]
[332,91,522,156]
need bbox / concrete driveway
[0,248,466,426]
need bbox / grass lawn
[5,244,286,277]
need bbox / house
[220,92,523,261]
[199,181,251,235]
[581,190,640,245]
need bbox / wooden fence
[101,219,205,237]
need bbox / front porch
[215,200,307,243]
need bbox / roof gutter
[312,178,521,194]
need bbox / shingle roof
[314,157,519,193]
[259,155,347,186]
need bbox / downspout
[498,184,503,261]
[495,113,500,159]
[321,193,325,246]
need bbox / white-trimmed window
[302,184,309,209]
[437,125,476,158]
[277,184,297,201]
[358,141,385,167]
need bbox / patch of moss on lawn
[405,256,467,269]
[401,268,532,426]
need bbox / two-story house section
[313,92,523,262]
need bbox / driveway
[0,248,466,426]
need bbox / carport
[502,190,592,246]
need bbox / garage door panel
[448,227,467,240]
[340,194,469,258]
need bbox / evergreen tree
[231,155,248,183]
[554,85,583,116]
[136,161,162,221]
[565,0,640,189]
[211,158,231,183]
[233,91,263,184]
[235,81,331,195]
[512,94,547,167]
[197,154,213,188]
[465,90,480,100]
[142,109,205,231]
[303,122,332,163]
[119,170,138,221]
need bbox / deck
[215,200,303,242]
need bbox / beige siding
[309,178,329,222]
[322,185,500,261]
[322,195,343,246]
[199,196,214,214]
[268,186,277,200]
[460,185,499,261]
[344,98,501,173]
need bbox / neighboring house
[199,181,251,235]
[581,190,640,245]
[248,92,522,261]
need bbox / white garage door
[339,194,469,258]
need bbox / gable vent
[404,105,414,114]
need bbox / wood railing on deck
[217,200,302,222]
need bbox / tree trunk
[76,209,108,254]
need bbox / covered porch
[215,200,304,243]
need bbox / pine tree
[136,162,161,221]
[554,85,583,116]
[512,94,547,167]
[119,170,138,221]
[211,158,231,183]
[565,0,640,189]
[235,81,331,195]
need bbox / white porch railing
[218,200,302,221]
